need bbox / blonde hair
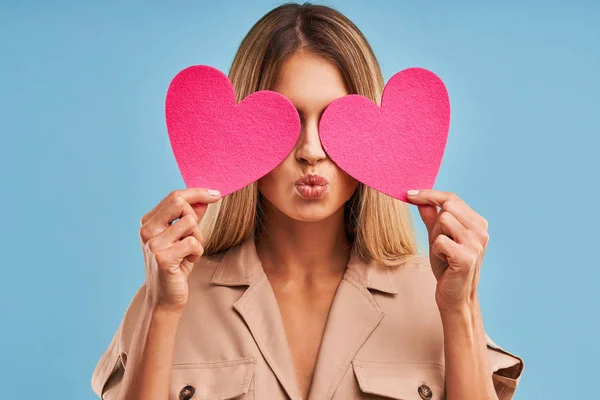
[201,2,425,267]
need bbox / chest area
[273,284,339,399]
[170,275,447,400]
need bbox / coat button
[179,385,195,400]
[418,383,433,400]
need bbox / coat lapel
[210,237,303,400]
[306,247,398,400]
[209,237,399,400]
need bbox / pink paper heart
[319,67,450,203]
[165,65,300,197]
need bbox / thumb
[417,204,438,238]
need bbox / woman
[91,3,524,400]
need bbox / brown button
[418,383,433,400]
[179,385,195,400]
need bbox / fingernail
[208,189,220,197]
[407,190,419,196]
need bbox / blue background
[1,1,597,398]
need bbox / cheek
[336,168,359,195]
[258,165,286,196]
[257,173,274,195]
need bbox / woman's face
[257,51,359,222]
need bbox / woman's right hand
[138,188,222,312]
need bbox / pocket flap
[352,360,445,400]
[170,357,256,400]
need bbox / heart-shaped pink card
[319,67,450,203]
[165,65,300,197]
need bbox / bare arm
[110,188,221,399]
[117,299,183,400]
[441,295,497,400]
[404,190,501,399]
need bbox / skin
[255,50,359,399]
[408,189,499,399]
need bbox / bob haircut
[200,2,425,268]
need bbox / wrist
[439,303,472,320]
[144,295,186,317]
[438,294,480,322]
[153,303,186,317]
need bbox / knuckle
[446,193,460,206]
[481,217,489,230]
[440,200,451,212]
[186,235,199,248]
[169,189,182,200]
[184,213,198,227]
[147,237,158,253]
[168,191,184,208]
[433,234,445,246]
[172,195,186,209]
[439,211,452,225]
[154,251,167,266]
[192,236,204,250]
[482,230,490,244]
[139,225,150,242]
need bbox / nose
[294,117,327,166]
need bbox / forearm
[440,296,497,400]
[117,298,183,400]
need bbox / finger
[417,204,439,238]
[440,195,487,232]
[430,234,452,279]
[156,236,204,275]
[161,188,220,225]
[142,198,197,243]
[184,225,204,264]
[175,236,205,276]
[433,234,475,270]
[406,189,454,207]
[431,234,462,266]
[438,210,469,245]
[147,214,201,253]
[140,188,221,228]
[141,189,219,241]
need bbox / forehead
[271,51,348,109]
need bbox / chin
[289,206,333,222]
[287,193,344,221]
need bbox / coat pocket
[352,360,445,400]
[170,357,256,400]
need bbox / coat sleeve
[90,284,147,399]
[485,332,525,400]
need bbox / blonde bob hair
[200,2,425,267]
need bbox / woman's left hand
[406,189,489,314]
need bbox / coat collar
[208,236,399,400]
[209,235,398,295]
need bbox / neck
[255,201,351,285]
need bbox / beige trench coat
[91,236,524,400]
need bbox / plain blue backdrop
[1,1,598,398]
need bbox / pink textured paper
[165,65,301,197]
[319,67,450,202]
